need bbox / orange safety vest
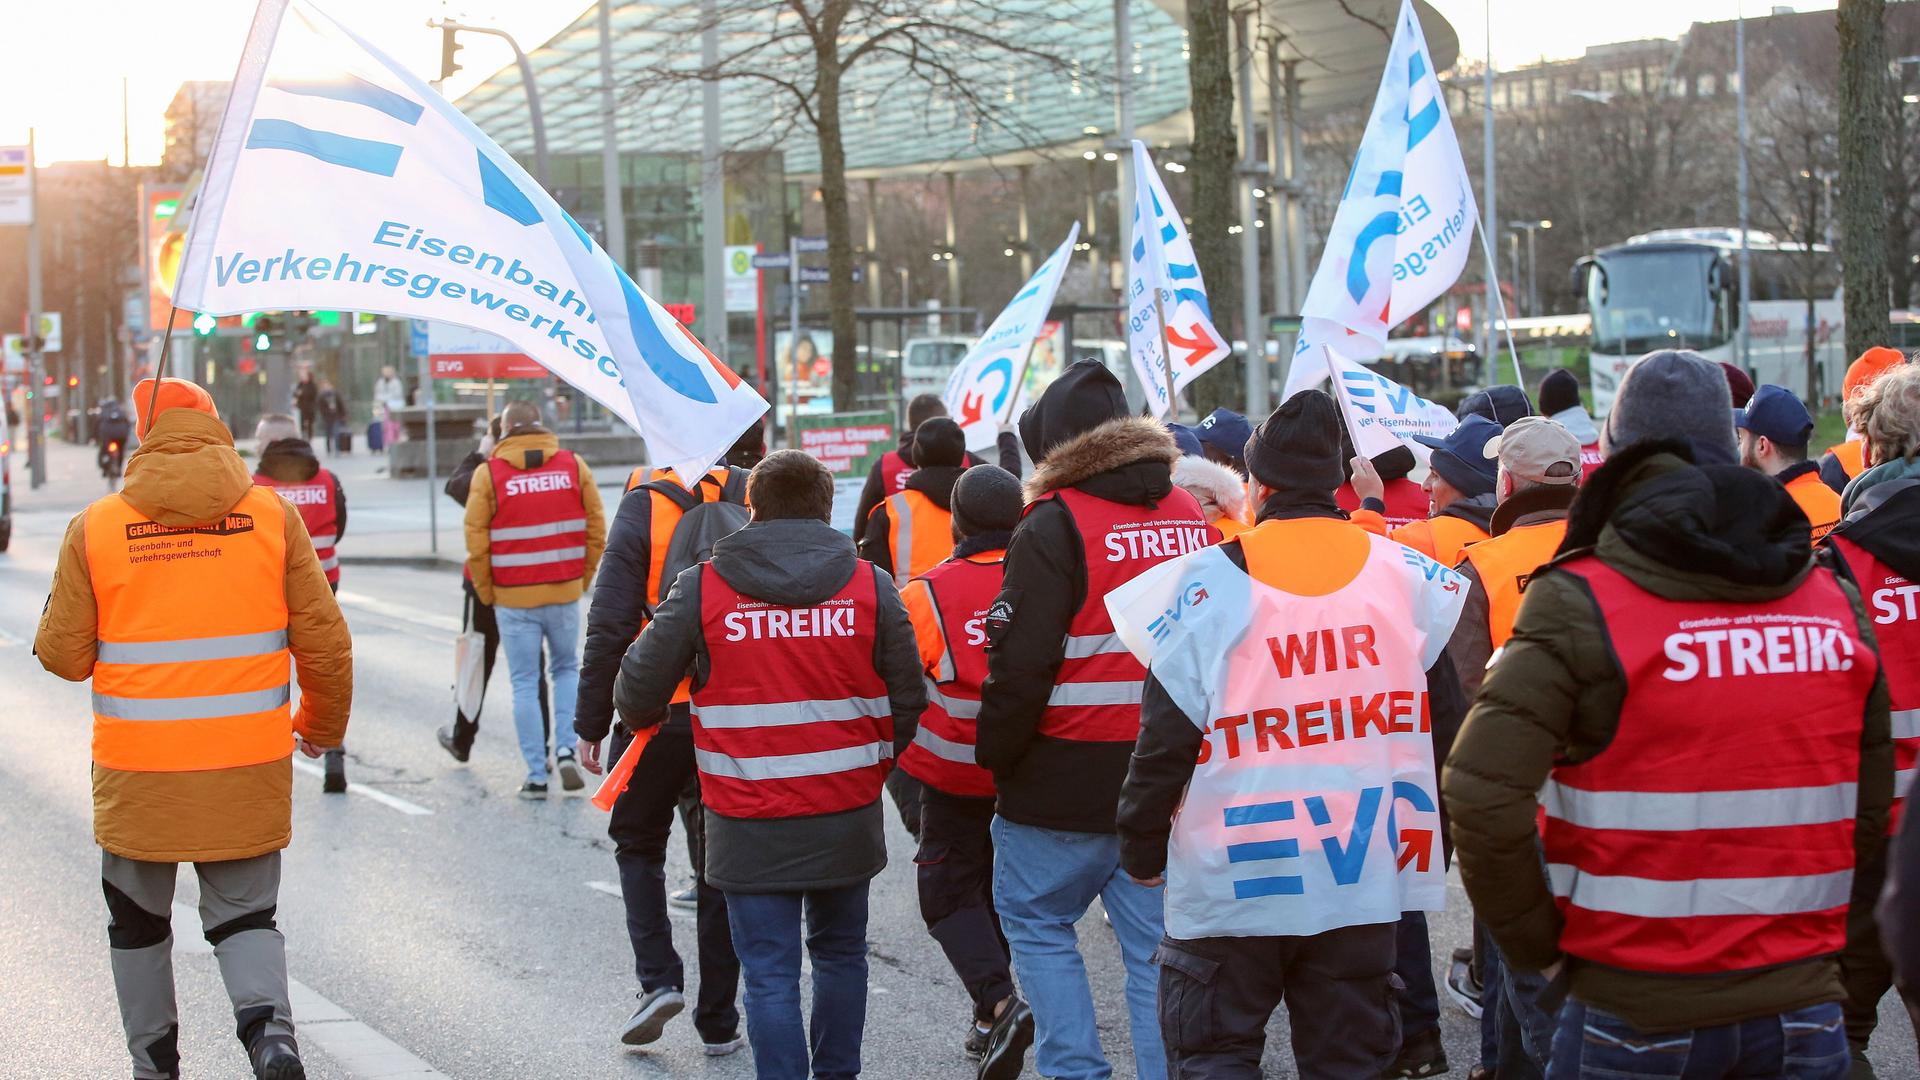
[1827,440,1866,481]
[881,489,954,586]
[1460,519,1568,648]
[1391,514,1490,569]
[641,466,745,705]
[1783,470,1842,543]
[1214,516,1250,541]
[85,487,295,773]
[625,465,671,494]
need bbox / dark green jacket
[1443,441,1893,1033]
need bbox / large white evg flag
[1293,0,1476,373]
[942,224,1078,451]
[173,0,768,480]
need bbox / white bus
[1575,228,1845,415]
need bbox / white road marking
[586,880,622,899]
[334,590,463,635]
[291,758,433,816]
[170,903,214,956]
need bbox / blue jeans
[494,601,579,782]
[990,817,1167,1080]
[1547,1000,1850,1079]
[1395,911,1442,1036]
[1490,938,1556,1079]
[724,885,870,1080]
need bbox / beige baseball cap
[1495,416,1582,487]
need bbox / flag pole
[1154,291,1181,418]
[1002,336,1043,428]
[1474,223,1525,388]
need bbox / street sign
[1268,314,1303,335]
[0,146,30,226]
[724,245,759,313]
[409,320,430,360]
[794,236,829,254]
[32,312,60,353]
[1,335,23,373]
[751,252,792,270]
[798,266,863,285]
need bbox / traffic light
[192,312,217,337]
[253,314,280,352]
[439,27,463,81]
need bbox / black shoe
[249,1034,305,1080]
[977,997,1033,1080]
[322,750,347,794]
[555,749,585,792]
[1849,1050,1879,1080]
[518,781,549,800]
[963,1019,993,1058]
[1383,1027,1449,1078]
[436,726,470,763]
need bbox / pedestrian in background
[613,449,926,1080]
[1350,414,1504,568]
[463,399,605,799]
[861,416,968,585]
[1192,406,1252,477]
[315,379,349,456]
[373,365,406,449]
[976,359,1216,1080]
[1446,349,1892,1080]
[854,393,1019,535]
[36,377,353,1080]
[293,368,318,442]
[1535,369,1602,480]
[1822,348,1907,494]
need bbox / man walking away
[1445,349,1892,1080]
[1350,415,1504,568]
[862,416,968,584]
[252,413,351,794]
[893,464,1034,1071]
[1738,383,1841,541]
[855,394,1016,532]
[36,377,353,1080]
[315,379,348,456]
[1822,363,1920,1073]
[1536,369,1602,481]
[613,449,926,1080]
[574,427,761,1053]
[976,358,1217,1080]
[464,399,605,798]
[1116,390,1469,1080]
[293,369,318,442]
[1822,348,1906,494]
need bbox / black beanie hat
[1018,359,1128,463]
[1537,369,1582,417]
[951,464,1024,536]
[1457,384,1535,425]
[913,417,967,468]
[1245,390,1345,495]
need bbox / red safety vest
[486,451,588,587]
[691,562,893,819]
[899,552,1003,798]
[254,468,340,585]
[1541,557,1874,975]
[1827,535,1920,832]
[879,449,914,495]
[1579,442,1604,481]
[1335,477,1428,529]
[1036,486,1216,743]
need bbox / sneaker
[976,997,1033,1080]
[436,726,470,764]
[964,1019,993,1058]
[555,749,585,792]
[620,987,686,1046]
[1445,947,1483,1019]
[321,749,347,794]
[1849,1050,1879,1080]
[1382,1026,1449,1078]
[518,781,549,800]
[668,884,698,911]
[702,1034,746,1057]
[248,1034,305,1080]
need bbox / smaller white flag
[1303,343,1457,461]
[943,224,1078,451]
[1126,141,1229,416]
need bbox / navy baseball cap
[1195,408,1253,465]
[1413,415,1503,497]
[1733,384,1815,448]
[1167,422,1206,459]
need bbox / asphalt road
[1,445,1914,1079]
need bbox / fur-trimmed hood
[1024,416,1179,502]
[1171,454,1248,525]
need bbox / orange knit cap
[1844,347,1905,403]
[133,377,219,438]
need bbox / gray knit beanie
[1600,349,1737,466]
[950,464,1024,536]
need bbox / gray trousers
[102,850,294,1080]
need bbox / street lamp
[429,19,549,188]
[1507,219,1552,316]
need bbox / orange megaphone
[590,726,658,811]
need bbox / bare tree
[1750,80,1838,402]
[627,1,1077,411]
[1839,0,1893,358]
[1185,0,1238,354]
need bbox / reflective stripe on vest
[885,490,953,587]
[1826,534,1920,832]
[254,469,339,584]
[487,451,587,587]
[1541,557,1874,974]
[897,554,1003,798]
[1037,487,1215,744]
[84,487,295,773]
[1461,519,1567,648]
[692,561,892,819]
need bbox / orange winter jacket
[463,428,607,608]
[35,408,353,863]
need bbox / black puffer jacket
[613,518,926,892]
[256,438,347,538]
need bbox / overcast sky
[0,0,1837,167]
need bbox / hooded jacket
[256,437,347,540]
[1171,455,1249,528]
[36,408,353,862]
[858,462,966,579]
[1443,441,1892,1033]
[612,518,926,892]
[976,404,1188,833]
[463,427,606,608]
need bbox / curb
[338,554,462,570]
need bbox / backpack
[644,468,750,615]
